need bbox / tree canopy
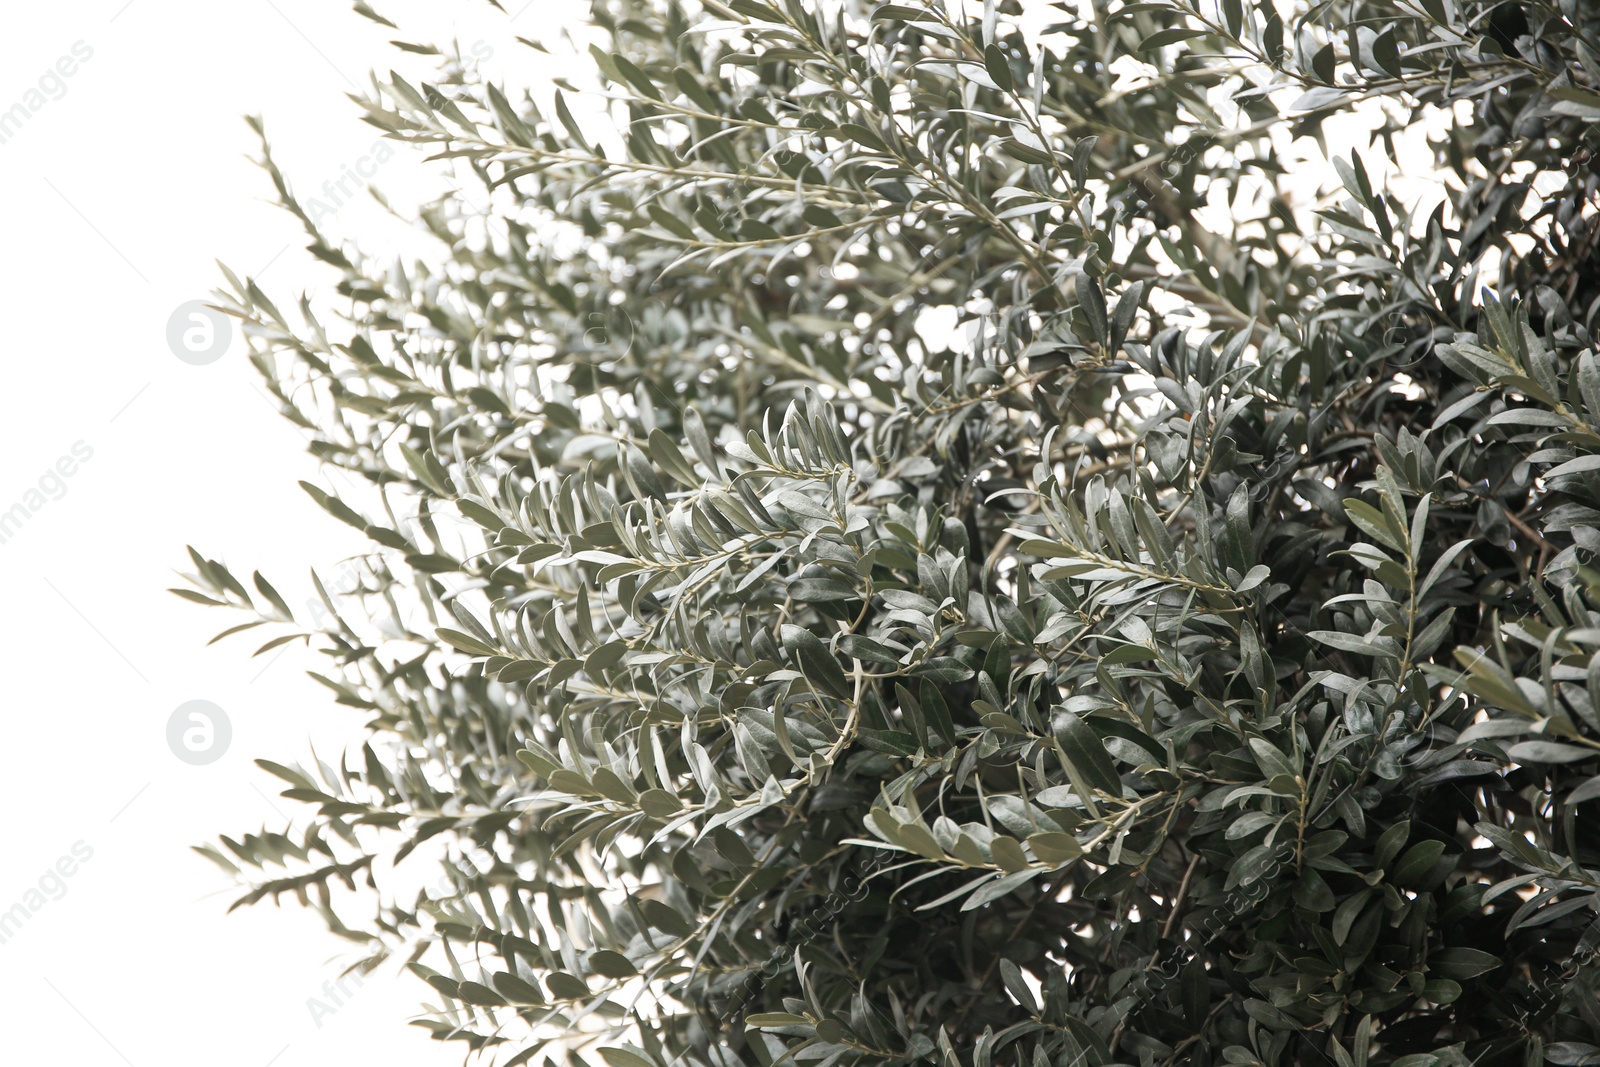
[181,0,1600,1064]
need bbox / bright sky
[0,2,587,1065]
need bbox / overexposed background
[0,2,589,1064]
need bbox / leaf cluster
[183,0,1600,1064]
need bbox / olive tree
[180,0,1600,1063]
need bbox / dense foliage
[181,0,1600,1064]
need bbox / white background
[0,2,587,1064]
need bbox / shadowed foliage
[181,0,1600,1063]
